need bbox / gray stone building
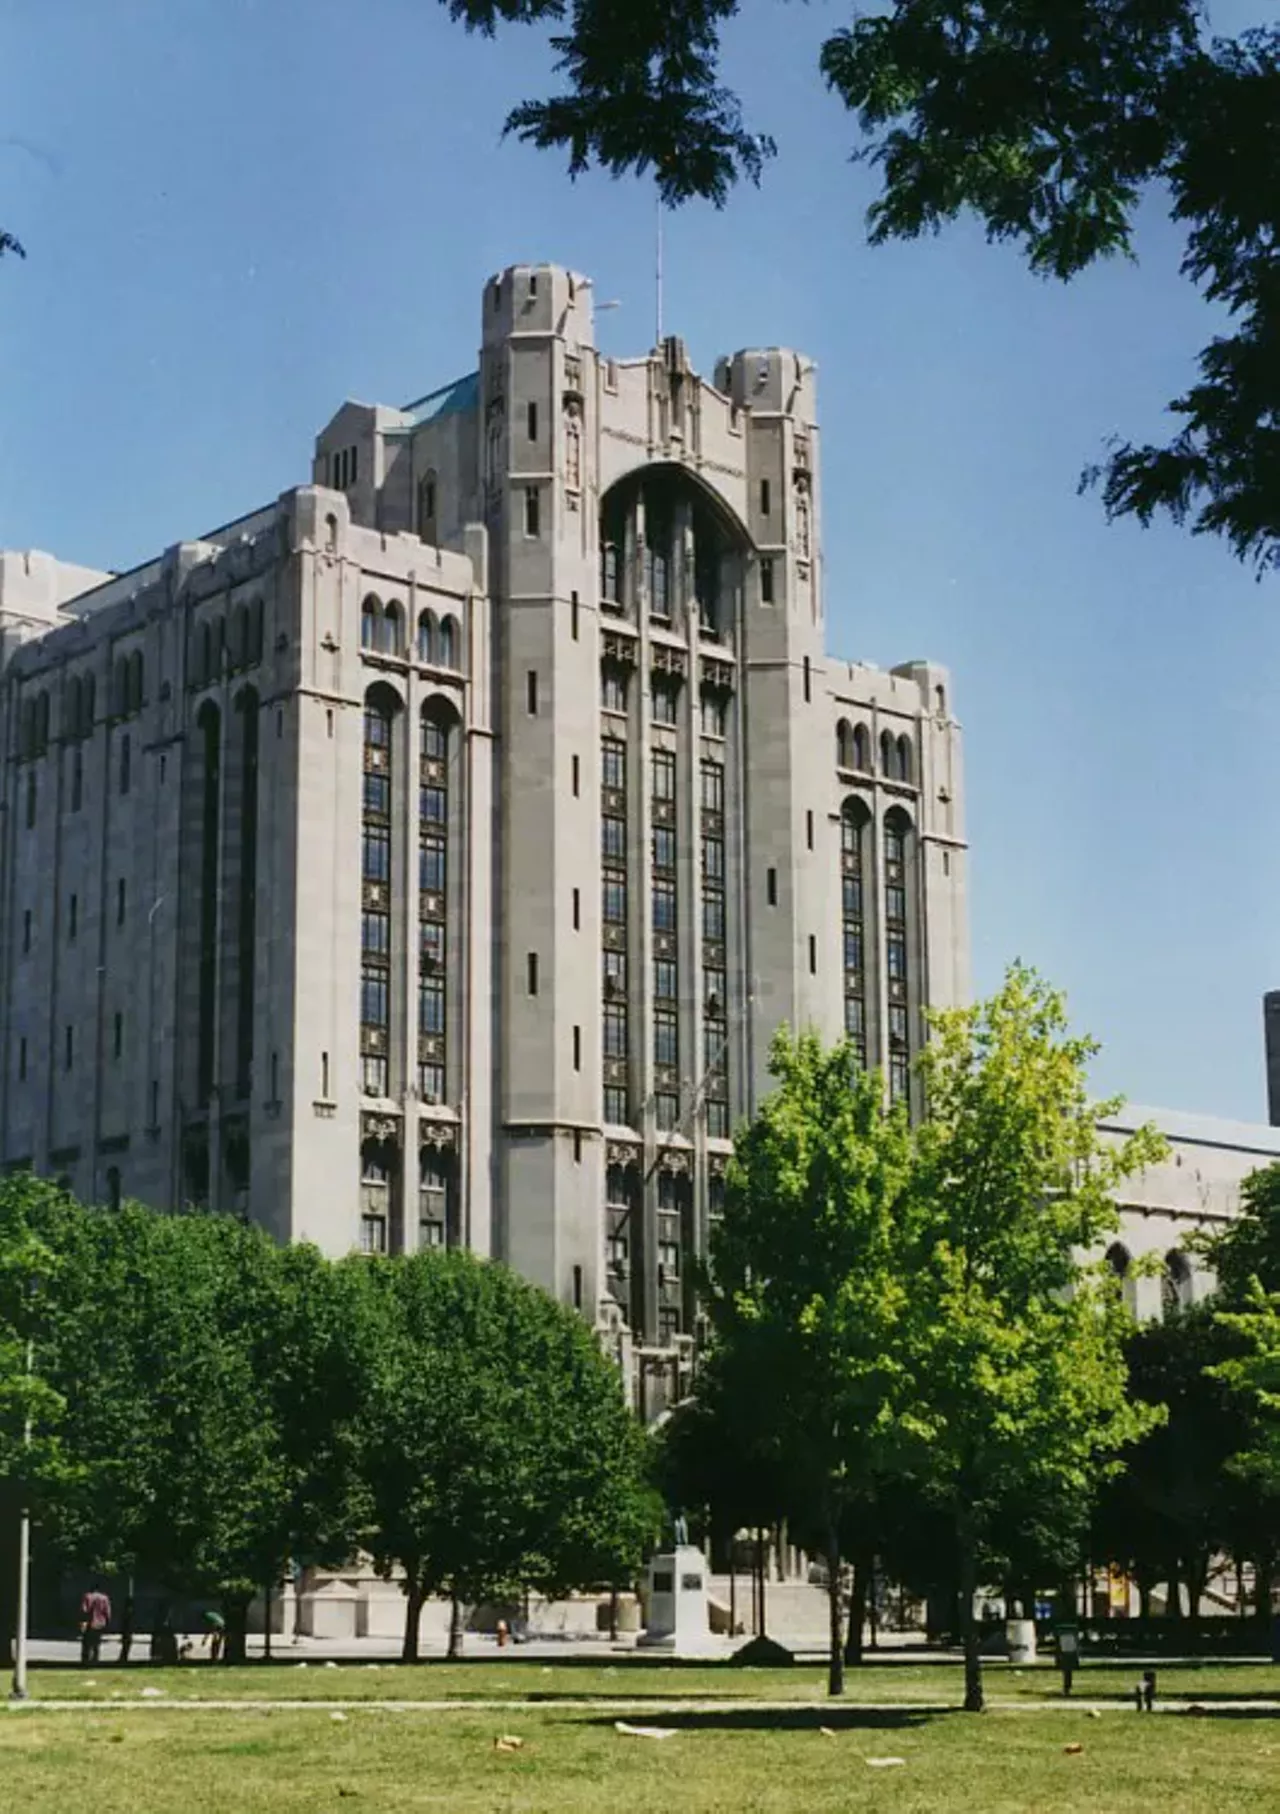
[0,262,969,1407]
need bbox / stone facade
[0,260,973,1407]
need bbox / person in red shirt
[79,1585,112,1666]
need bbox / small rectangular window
[760,558,774,604]
[572,753,580,797]
[573,1131,583,1165]
[527,952,539,996]
[18,1037,27,1082]
[571,590,579,640]
[766,867,777,907]
[68,894,78,942]
[524,487,540,536]
[527,669,538,715]
[809,934,817,975]
[321,1050,330,1098]
[120,733,131,795]
[64,1025,74,1072]
[803,656,811,703]
[806,809,814,850]
[527,400,538,441]
[760,478,771,516]
[25,773,36,829]
[22,910,31,954]
[572,886,581,931]
[113,1011,123,1059]
[573,1025,581,1071]
[117,878,127,926]
[573,1262,583,1309]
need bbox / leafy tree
[357,1249,657,1661]
[0,1176,74,1667]
[40,1203,372,1660]
[906,963,1166,1710]
[445,1,1280,571]
[1213,1288,1280,1503]
[701,1032,922,1697]
[1204,1161,1280,1302]
[1093,1305,1254,1620]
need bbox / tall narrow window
[235,690,260,1100]
[68,894,78,942]
[22,910,31,954]
[885,809,911,1105]
[196,703,221,1106]
[760,558,774,604]
[841,799,869,1071]
[18,1037,27,1081]
[571,590,580,640]
[573,886,581,931]
[113,1011,123,1059]
[71,750,83,813]
[119,733,131,795]
[572,753,580,797]
[360,689,396,1099]
[573,1025,582,1071]
[803,656,811,703]
[527,952,539,995]
[601,728,630,1126]
[760,477,771,515]
[766,867,777,907]
[419,704,452,1104]
[527,669,539,715]
[527,400,538,440]
[524,487,540,536]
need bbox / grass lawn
[2,1698,1278,1812]
[18,1655,1280,1705]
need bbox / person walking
[79,1583,112,1667]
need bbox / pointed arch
[361,595,382,651]
[853,723,871,772]
[417,609,436,665]
[382,601,402,657]
[439,615,459,669]
[836,718,854,770]
[880,728,898,780]
[897,733,913,785]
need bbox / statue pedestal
[638,1546,721,1656]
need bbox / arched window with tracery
[383,602,402,658]
[417,610,435,665]
[1162,1250,1192,1318]
[884,808,913,1105]
[841,797,870,1070]
[360,684,398,1099]
[836,719,854,771]
[1106,1241,1138,1314]
[897,734,913,785]
[439,616,458,670]
[880,728,898,780]
[361,596,382,652]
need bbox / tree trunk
[844,1543,872,1667]
[957,1511,984,1713]
[825,1524,844,1698]
[608,1585,619,1643]
[263,1582,273,1662]
[447,1592,463,1659]
[401,1576,424,1664]
[222,1594,250,1665]
[1166,1560,1182,1620]
[757,1530,768,1637]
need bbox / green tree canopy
[357,1249,657,1660]
[701,1033,923,1695]
[446,1,1280,572]
[905,963,1166,1710]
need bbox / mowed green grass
[21,1655,1280,1705]
[3,1699,1278,1813]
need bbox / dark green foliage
[0,1184,655,1665]
[446,0,1280,571]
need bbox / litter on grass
[1064,1743,1084,1755]
[330,1711,348,1723]
[139,1687,165,1699]
[615,1721,678,1741]
[864,1757,907,1768]
[493,1735,526,1753]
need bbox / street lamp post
[10,1336,33,1702]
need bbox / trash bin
[1006,1618,1037,1664]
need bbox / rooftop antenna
[655,188,664,348]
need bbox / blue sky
[3,0,1276,1120]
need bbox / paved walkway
[8,1695,1279,1715]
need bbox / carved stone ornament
[419,1120,458,1153]
[361,1112,401,1144]
[700,658,734,694]
[658,1148,691,1176]
[707,1151,729,1178]
[606,1140,641,1170]
[651,644,687,678]
[601,632,637,670]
